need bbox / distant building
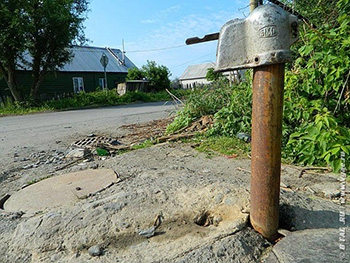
[0,46,137,100]
[179,62,243,89]
[179,62,214,89]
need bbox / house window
[99,78,106,89]
[73,77,84,93]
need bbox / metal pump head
[215,4,298,72]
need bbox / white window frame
[73,77,85,93]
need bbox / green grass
[195,135,251,158]
[0,101,53,116]
[131,134,252,161]
[26,175,52,186]
[0,89,189,116]
[132,139,156,150]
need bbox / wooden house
[0,46,137,100]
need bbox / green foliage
[286,111,350,172]
[0,99,51,115]
[96,148,109,156]
[166,108,194,134]
[0,0,29,101]
[142,60,171,92]
[166,79,233,134]
[186,81,233,117]
[196,136,251,158]
[167,0,350,172]
[206,68,226,82]
[0,89,179,115]
[208,72,252,137]
[126,67,145,81]
[280,0,339,28]
[132,139,155,150]
[127,61,171,92]
[44,90,161,109]
[282,0,350,171]
[0,0,89,102]
[26,0,89,101]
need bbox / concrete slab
[4,169,117,215]
[266,228,350,262]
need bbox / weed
[132,139,155,150]
[26,175,52,186]
[166,3,350,172]
[96,148,109,156]
[0,89,189,116]
[196,136,251,158]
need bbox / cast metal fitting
[215,4,298,72]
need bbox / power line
[126,44,187,53]
[171,53,215,69]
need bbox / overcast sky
[83,0,248,79]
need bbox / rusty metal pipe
[250,63,285,241]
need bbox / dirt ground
[0,117,347,262]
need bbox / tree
[26,0,89,102]
[0,0,89,102]
[126,67,145,81]
[0,0,29,102]
[276,0,339,27]
[141,61,171,92]
[126,61,171,92]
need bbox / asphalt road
[0,102,178,168]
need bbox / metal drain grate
[72,136,120,148]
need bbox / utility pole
[122,39,126,66]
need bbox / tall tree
[126,67,145,81]
[142,61,171,92]
[126,61,171,92]
[0,0,89,102]
[0,0,29,102]
[26,0,88,101]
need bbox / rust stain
[250,64,285,242]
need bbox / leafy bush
[208,72,252,137]
[166,79,233,134]
[167,0,350,172]
[166,107,194,134]
[282,0,350,171]
[0,89,183,115]
[286,110,350,171]
[126,67,145,81]
[126,60,171,92]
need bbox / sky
[83,0,249,79]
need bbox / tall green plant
[166,79,233,134]
[208,71,252,137]
[283,0,350,171]
[167,0,350,172]
[286,110,350,171]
